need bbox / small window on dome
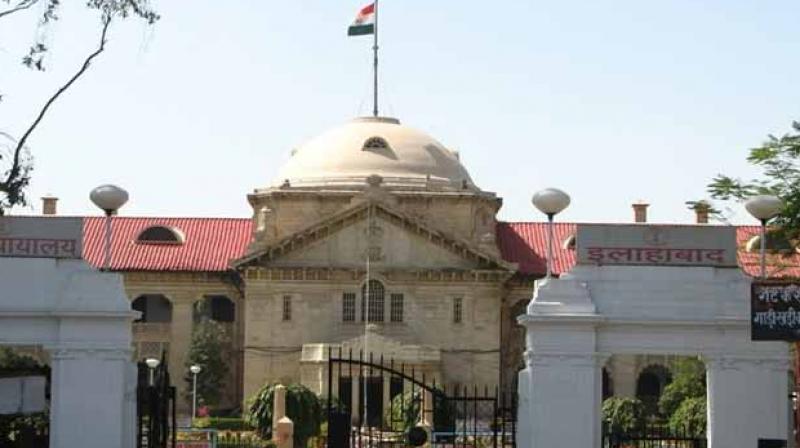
[363,136,390,151]
[136,226,185,245]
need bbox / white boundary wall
[0,257,137,448]
[517,265,791,448]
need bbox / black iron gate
[602,423,707,448]
[136,353,176,448]
[326,348,516,448]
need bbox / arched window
[136,225,185,245]
[636,364,672,403]
[602,368,613,400]
[361,280,385,322]
[362,136,390,151]
[193,295,235,323]
[132,294,173,323]
[746,232,794,253]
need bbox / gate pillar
[48,347,133,448]
[517,279,603,448]
[706,355,790,448]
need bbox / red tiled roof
[498,222,800,278]
[496,222,577,276]
[83,217,252,272]
[77,216,800,277]
[736,226,800,278]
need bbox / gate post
[706,354,790,448]
[49,347,132,448]
[517,278,603,448]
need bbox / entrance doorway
[358,377,383,427]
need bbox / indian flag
[348,3,375,36]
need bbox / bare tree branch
[0,15,112,206]
[0,0,40,20]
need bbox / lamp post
[90,184,129,271]
[190,365,202,420]
[744,195,783,279]
[145,357,160,386]
[532,188,571,280]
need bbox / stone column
[48,347,133,448]
[706,355,790,448]
[517,277,602,448]
[351,376,360,425]
[610,355,638,398]
[518,351,605,448]
[170,298,195,413]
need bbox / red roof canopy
[83,217,251,272]
[79,217,800,278]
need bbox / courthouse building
[69,116,798,412]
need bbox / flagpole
[372,0,379,117]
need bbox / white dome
[273,117,477,191]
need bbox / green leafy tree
[658,358,705,417]
[0,0,158,214]
[602,397,645,433]
[247,383,322,448]
[668,397,706,437]
[706,121,800,238]
[184,319,230,407]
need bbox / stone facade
[237,182,511,402]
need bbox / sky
[0,1,798,225]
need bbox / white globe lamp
[532,188,571,279]
[744,195,783,278]
[90,184,129,271]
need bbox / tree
[668,397,706,437]
[706,121,800,238]
[658,358,706,429]
[0,0,159,214]
[184,319,230,408]
[601,397,645,434]
[247,383,322,448]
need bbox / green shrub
[246,383,322,448]
[193,417,252,431]
[602,397,645,433]
[668,397,706,437]
[384,390,455,433]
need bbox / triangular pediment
[233,202,513,272]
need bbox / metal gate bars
[326,347,516,448]
[137,352,176,448]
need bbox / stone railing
[132,322,171,341]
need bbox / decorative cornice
[123,271,232,283]
[48,346,133,361]
[703,355,791,372]
[243,266,511,284]
[524,350,610,368]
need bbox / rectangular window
[282,295,292,321]
[390,294,404,322]
[453,297,463,324]
[343,293,356,322]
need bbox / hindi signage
[751,282,800,341]
[0,216,82,259]
[576,224,737,268]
